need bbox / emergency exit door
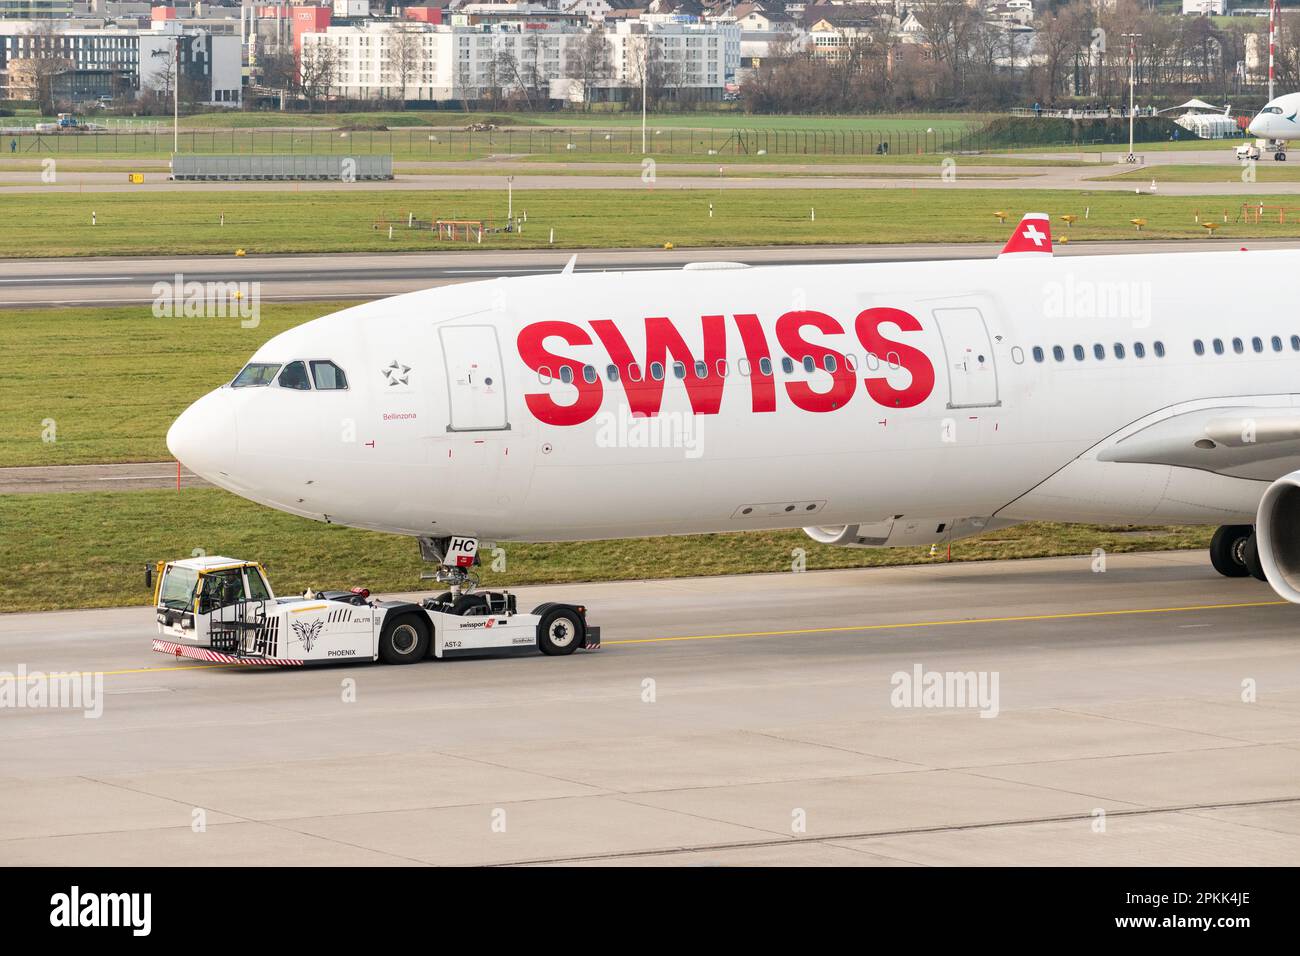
[932,307,1000,408]
[440,325,510,431]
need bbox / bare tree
[387,22,426,104]
[913,0,981,96]
[567,26,613,109]
[18,22,72,114]
[299,41,339,109]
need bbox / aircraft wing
[1097,406,1300,480]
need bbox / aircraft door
[932,307,1000,408]
[439,325,510,432]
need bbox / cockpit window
[278,361,312,390]
[1262,106,1284,114]
[310,360,348,390]
[231,363,281,388]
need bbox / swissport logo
[517,309,935,427]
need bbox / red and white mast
[1270,0,1278,102]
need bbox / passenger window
[538,365,552,384]
[606,364,619,382]
[583,365,597,383]
[627,364,643,382]
[1153,341,1165,357]
[759,357,773,376]
[649,362,665,381]
[1194,340,1205,356]
[1093,344,1105,360]
[1011,346,1024,364]
[1072,345,1085,361]
[1292,335,1300,351]
[738,358,752,376]
[781,357,795,374]
[1052,345,1065,362]
[1113,343,1125,359]
[1272,336,1283,352]
[1032,346,1044,363]
[559,366,574,385]
[716,359,729,377]
[1133,342,1146,358]
[802,356,815,373]
[672,362,686,380]
[310,360,348,390]
[823,354,838,372]
[1252,337,1264,353]
[694,360,708,378]
[1232,338,1244,354]
[1213,339,1224,355]
[845,354,859,371]
[277,361,311,390]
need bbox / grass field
[3,187,1298,259]
[173,111,993,133]
[1011,139,1248,155]
[5,122,991,162]
[0,487,1213,613]
[0,152,1094,174]
[1098,164,1300,184]
[0,303,347,467]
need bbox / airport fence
[1,124,1005,160]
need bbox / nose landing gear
[1209,525,1267,581]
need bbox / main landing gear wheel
[538,608,582,657]
[1241,533,1269,582]
[379,614,430,664]
[1209,525,1253,577]
[1277,152,1288,162]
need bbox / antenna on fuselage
[561,254,577,276]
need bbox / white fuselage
[1248,92,1300,142]
[167,250,1300,544]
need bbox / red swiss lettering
[854,307,935,409]
[774,310,856,413]
[732,313,776,414]
[590,315,726,416]
[517,320,603,426]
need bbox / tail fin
[999,213,1053,259]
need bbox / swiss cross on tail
[998,213,1053,259]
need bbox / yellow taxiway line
[603,600,1290,646]
[0,600,1287,678]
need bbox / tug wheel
[379,614,430,664]
[538,608,582,657]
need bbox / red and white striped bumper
[153,639,305,667]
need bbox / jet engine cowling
[1255,470,1300,602]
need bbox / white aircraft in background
[168,214,1300,604]
[1246,91,1300,160]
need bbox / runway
[2,550,1299,866]
[6,238,1299,308]
[0,148,1289,195]
[0,462,206,494]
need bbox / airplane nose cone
[167,390,237,478]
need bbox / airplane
[1245,91,1300,160]
[167,213,1300,606]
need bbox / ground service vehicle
[151,540,598,667]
